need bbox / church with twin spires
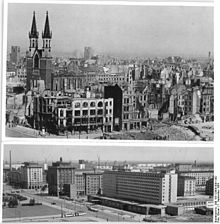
[26,11,53,91]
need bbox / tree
[8,197,18,208]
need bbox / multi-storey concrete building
[178,170,214,191]
[205,178,214,196]
[75,173,86,196]
[55,169,103,198]
[8,170,22,187]
[84,173,102,195]
[177,176,196,196]
[103,170,178,204]
[20,162,43,189]
[47,158,76,196]
[175,164,193,172]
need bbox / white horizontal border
[2,137,214,147]
[3,0,215,7]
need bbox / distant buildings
[102,170,178,204]
[177,170,214,191]
[84,47,94,60]
[10,46,20,65]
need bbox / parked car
[75,211,87,216]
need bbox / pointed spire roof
[29,11,39,39]
[42,11,52,39]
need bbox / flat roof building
[205,178,214,196]
[103,170,177,205]
[48,157,76,196]
[21,162,43,189]
[177,170,214,191]
[177,176,196,197]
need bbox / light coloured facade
[103,170,177,205]
[179,171,214,191]
[21,162,43,189]
[84,173,102,195]
[56,97,114,133]
[177,176,196,196]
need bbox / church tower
[29,11,39,55]
[26,11,53,91]
[42,11,52,57]
[40,11,53,90]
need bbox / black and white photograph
[0,0,218,223]
[3,2,214,141]
[2,144,214,222]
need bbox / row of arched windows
[74,101,103,108]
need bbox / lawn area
[3,204,61,219]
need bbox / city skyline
[7,3,214,58]
[3,145,214,163]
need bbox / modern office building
[20,162,43,189]
[177,176,196,196]
[178,170,214,191]
[84,172,102,195]
[8,170,22,187]
[103,170,178,204]
[205,178,214,196]
[47,158,76,196]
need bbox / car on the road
[87,206,98,212]
[51,202,56,205]
[75,211,87,216]
[64,213,75,217]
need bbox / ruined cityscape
[2,146,214,222]
[5,8,214,140]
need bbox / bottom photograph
[2,145,214,222]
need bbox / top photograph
[4,2,214,141]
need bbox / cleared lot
[3,204,60,219]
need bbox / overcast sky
[3,145,213,163]
[6,3,213,58]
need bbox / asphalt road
[5,127,36,138]
[17,189,136,222]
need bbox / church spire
[42,11,52,39]
[29,11,39,39]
